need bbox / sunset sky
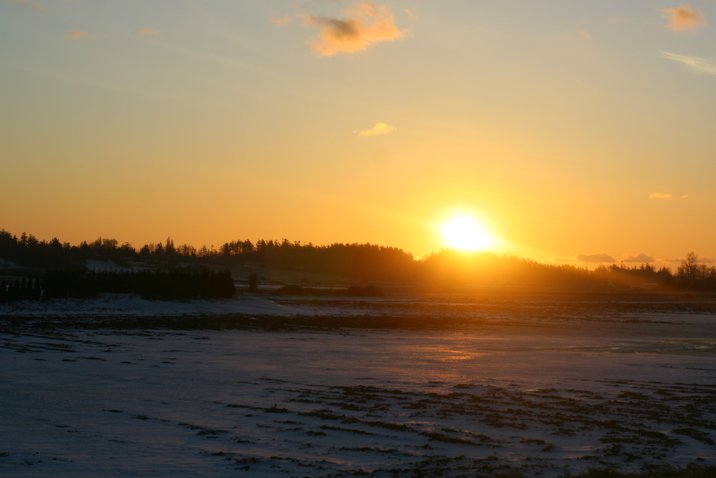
[1,1,715,266]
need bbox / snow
[0,297,715,477]
[0,294,302,318]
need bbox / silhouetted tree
[677,252,707,287]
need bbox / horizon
[0,225,707,271]
[2,1,714,268]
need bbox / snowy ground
[0,294,302,318]
[0,295,715,477]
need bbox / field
[1,293,715,477]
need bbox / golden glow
[439,214,497,252]
[2,2,715,263]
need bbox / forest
[1,229,716,301]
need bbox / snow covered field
[1,295,715,477]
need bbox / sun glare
[439,214,497,252]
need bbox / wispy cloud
[667,256,714,263]
[11,0,44,14]
[270,15,292,27]
[16,65,177,103]
[663,4,707,31]
[138,27,160,37]
[576,253,616,264]
[662,51,716,76]
[649,192,673,200]
[622,253,654,263]
[355,121,396,137]
[152,40,268,75]
[302,2,405,56]
[66,30,87,40]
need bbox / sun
[439,214,497,252]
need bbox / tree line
[1,229,716,293]
[420,250,716,292]
[0,277,42,301]
[0,268,235,302]
[43,268,235,300]
[0,231,417,281]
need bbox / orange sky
[1,1,715,267]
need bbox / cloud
[138,27,160,37]
[11,0,44,14]
[649,192,673,200]
[672,256,715,264]
[663,4,707,31]
[270,15,292,27]
[577,253,616,264]
[578,29,592,40]
[622,253,655,263]
[303,2,405,56]
[662,51,716,77]
[355,121,396,137]
[66,30,87,40]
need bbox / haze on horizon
[1,1,715,267]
